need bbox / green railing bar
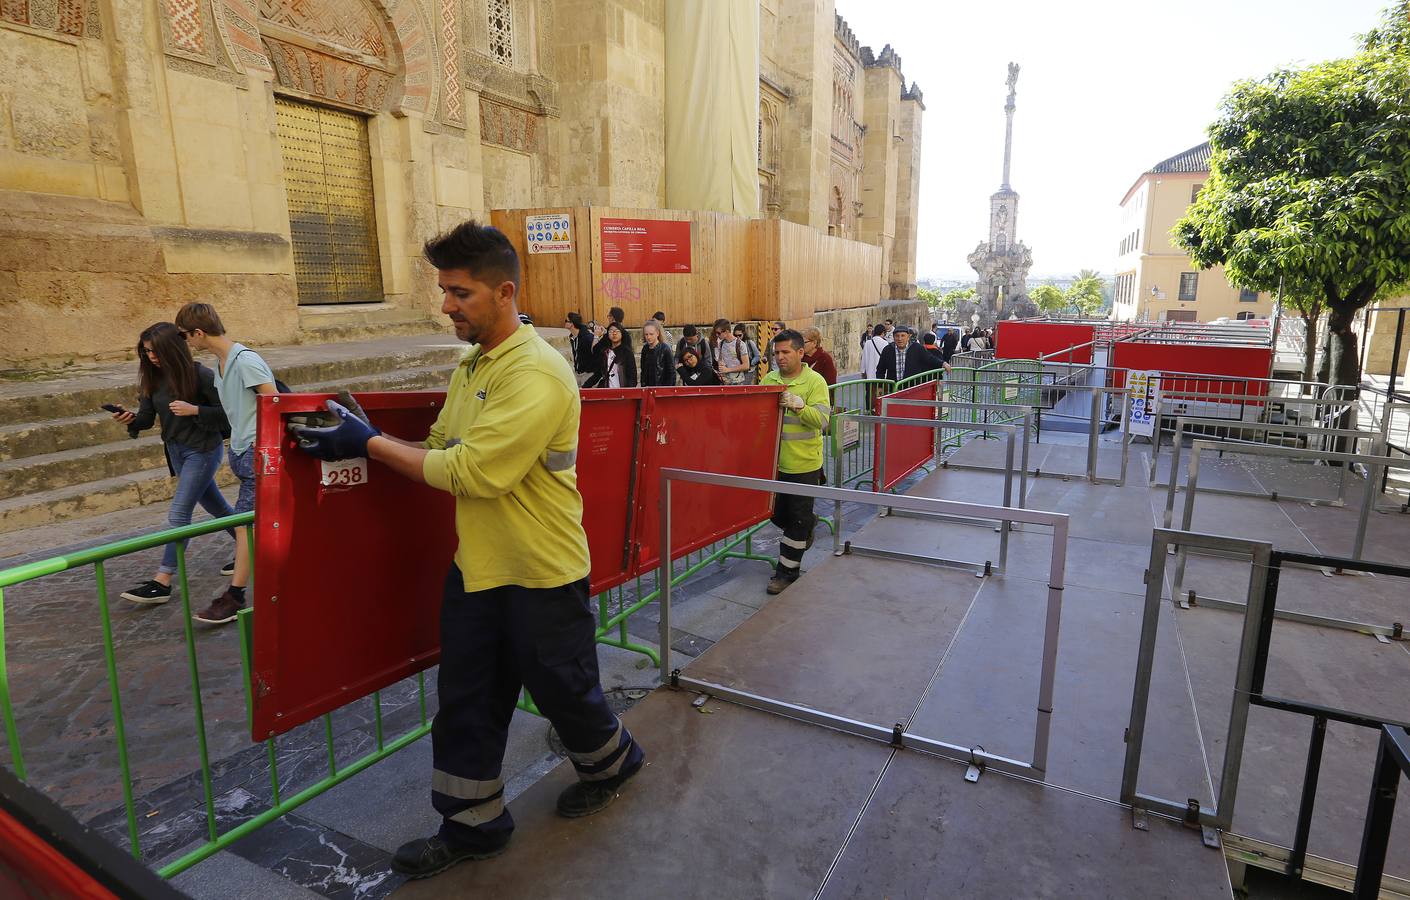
[156,719,433,879]
[93,560,141,860]
[373,691,384,752]
[324,715,337,777]
[175,546,218,843]
[0,513,254,589]
[0,585,26,779]
[236,611,282,808]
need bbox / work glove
[780,391,806,411]
[289,399,380,461]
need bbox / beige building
[0,0,923,369]
[1112,142,1274,323]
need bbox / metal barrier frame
[1129,536,1410,894]
[1121,527,1272,834]
[834,412,1025,574]
[1156,417,1378,519]
[656,467,1071,780]
[900,386,1132,485]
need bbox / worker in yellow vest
[291,221,643,879]
[759,329,831,595]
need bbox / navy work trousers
[431,566,643,842]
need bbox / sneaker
[193,589,243,625]
[220,559,235,576]
[120,581,172,605]
[766,575,796,595]
[556,754,644,818]
[390,832,510,879]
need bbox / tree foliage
[1030,283,1066,314]
[1065,273,1106,316]
[942,287,976,308]
[1172,4,1410,386]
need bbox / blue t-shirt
[216,343,275,453]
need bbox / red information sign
[600,218,692,273]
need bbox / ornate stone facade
[1,0,926,366]
[969,62,1034,324]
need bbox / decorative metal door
[275,98,384,305]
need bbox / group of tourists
[563,310,840,390]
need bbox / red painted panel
[0,806,117,899]
[577,391,645,595]
[1110,342,1274,404]
[252,392,456,739]
[630,386,783,574]
[994,321,1096,363]
[600,218,692,273]
[873,380,939,492]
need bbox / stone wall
[813,298,928,375]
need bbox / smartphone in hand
[101,403,125,414]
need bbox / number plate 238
[320,457,369,490]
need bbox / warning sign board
[526,213,572,254]
[1127,370,1161,437]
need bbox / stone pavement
[0,463,904,899]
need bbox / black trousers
[431,566,643,841]
[771,468,821,580]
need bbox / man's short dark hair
[422,220,519,289]
[609,306,625,324]
[922,332,937,346]
[773,328,804,351]
[884,318,894,325]
[872,323,887,337]
[682,324,699,338]
[653,311,666,322]
[566,311,584,329]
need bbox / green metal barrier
[0,509,777,879]
[827,378,894,487]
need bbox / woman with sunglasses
[108,322,235,604]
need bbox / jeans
[229,446,256,514]
[159,441,236,575]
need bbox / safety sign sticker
[526,213,572,254]
[1127,370,1161,438]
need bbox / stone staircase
[0,333,476,539]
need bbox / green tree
[1173,4,1410,388]
[941,287,975,310]
[917,286,941,308]
[1065,272,1106,316]
[1030,283,1066,314]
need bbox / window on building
[1239,288,1258,303]
[1191,183,1203,203]
[1236,311,1257,320]
[488,0,513,67]
[1178,272,1199,301]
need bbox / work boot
[390,831,510,879]
[193,589,243,625]
[556,754,644,818]
[766,575,796,595]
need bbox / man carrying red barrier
[290,221,644,879]
[761,329,831,595]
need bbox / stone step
[0,465,238,536]
[0,361,457,468]
[0,364,457,535]
[0,335,466,428]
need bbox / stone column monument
[967,62,1035,325]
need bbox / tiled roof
[1149,142,1211,175]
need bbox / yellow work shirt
[422,323,591,593]
[760,364,830,474]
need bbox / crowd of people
[563,309,841,389]
[858,319,997,380]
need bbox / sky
[833,0,1392,281]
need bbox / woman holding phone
[109,322,235,604]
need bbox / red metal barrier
[578,391,647,595]
[252,392,456,739]
[250,386,782,738]
[995,321,1096,363]
[1109,342,1274,410]
[873,380,939,492]
[630,386,783,573]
